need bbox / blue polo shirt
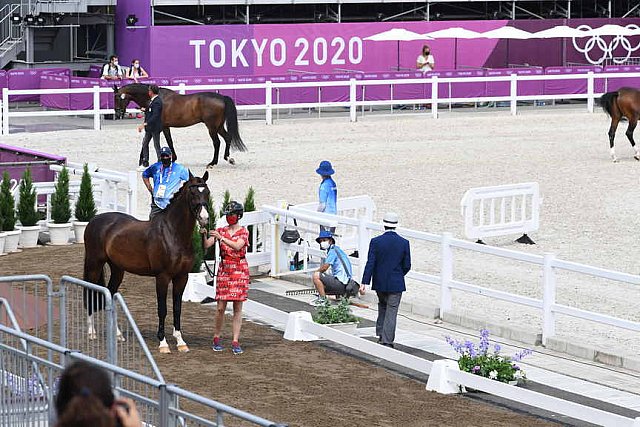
[325,245,352,284]
[142,162,190,209]
[318,177,337,215]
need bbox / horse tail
[599,91,619,118]
[223,96,247,152]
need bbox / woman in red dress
[204,201,250,355]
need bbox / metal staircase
[0,4,25,69]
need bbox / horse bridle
[188,182,218,279]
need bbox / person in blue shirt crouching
[142,146,190,219]
[311,230,363,306]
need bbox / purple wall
[0,144,65,185]
[115,0,151,72]
[135,17,640,77]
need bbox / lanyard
[159,164,173,185]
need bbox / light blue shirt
[325,245,352,284]
[318,177,337,215]
[142,162,190,209]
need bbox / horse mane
[122,83,151,96]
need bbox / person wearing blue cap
[315,160,337,233]
[142,146,190,219]
[311,230,362,306]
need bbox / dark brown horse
[600,87,640,162]
[113,83,247,167]
[83,172,210,353]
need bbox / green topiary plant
[312,297,359,324]
[191,225,205,273]
[17,168,39,227]
[244,186,256,252]
[219,189,231,218]
[74,164,97,222]
[0,171,16,231]
[51,167,71,224]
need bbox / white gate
[460,182,542,244]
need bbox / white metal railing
[242,298,640,427]
[2,71,640,134]
[250,198,640,348]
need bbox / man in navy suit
[137,84,164,170]
[361,212,411,348]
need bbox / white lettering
[313,38,327,65]
[231,39,248,68]
[270,38,286,67]
[209,40,225,68]
[348,37,363,64]
[294,38,309,66]
[251,39,268,67]
[330,37,346,65]
[189,39,206,69]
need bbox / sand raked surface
[5,107,640,358]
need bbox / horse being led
[83,172,210,353]
[113,83,247,168]
[600,87,640,162]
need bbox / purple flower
[513,348,533,362]
[472,365,480,372]
[464,340,477,358]
[445,336,467,356]
[493,343,501,354]
[479,329,490,355]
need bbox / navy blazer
[361,231,411,293]
[144,96,163,134]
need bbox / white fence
[242,299,640,427]
[242,197,640,349]
[11,161,137,226]
[1,71,639,134]
[460,182,542,243]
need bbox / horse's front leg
[172,273,190,352]
[156,276,171,354]
[163,128,178,161]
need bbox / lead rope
[202,213,218,279]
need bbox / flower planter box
[3,229,21,253]
[48,223,72,245]
[18,225,40,248]
[324,322,359,334]
[73,221,89,244]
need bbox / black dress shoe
[382,343,395,349]
[200,297,216,304]
[377,337,382,344]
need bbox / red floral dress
[215,226,250,301]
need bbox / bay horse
[600,87,640,162]
[83,172,210,353]
[113,83,247,168]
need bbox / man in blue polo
[142,146,190,219]
[316,160,337,233]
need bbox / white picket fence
[460,182,542,243]
[1,71,637,134]
[12,161,137,227]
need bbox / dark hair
[422,45,430,52]
[148,84,160,95]
[131,58,140,64]
[55,361,116,427]
[384,226,395,230]
[109,55,118,62]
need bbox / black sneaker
[200,297,216,305]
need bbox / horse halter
[187,183,210,221]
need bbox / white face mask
[320,241,330,250]
[134,63,140,68]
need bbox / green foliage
[203,196,217,261]
[219,189,231,217]
[0,171,16,231]
[312,297,359,324]
[191,225,205,273]
[244,187,256,252]
[74,164,97,222]
[17,168,39,227]
[51,167,71,224]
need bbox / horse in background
[83,172,210,353]
[113,83,247,168]
[600,87,640,162]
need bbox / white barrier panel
[460,182,542,244]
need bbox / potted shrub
[219,189,231,218]
[0,171,21,253]
[243,187,261,275]
[445,329,532,391]
[73,164,97,244]
[48,166,72,245]
[17,168,41,248]
[312,297,360,334]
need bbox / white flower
[514,371,523,379]
[489,370,498,379]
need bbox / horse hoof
[117,335,126,342]
[206,164,216,170]
[88,332,97,340]
[177,344,190,353]
[228,157,236,165]
[635,155,640,161]
[159,345,171,354]
[612,158,619,163]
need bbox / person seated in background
[55,360,141,427]
[311,230,363,306]
[127,59,149,83]
[416,45,435,73]
[101,55,125,81]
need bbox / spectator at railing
[127,58,149,83]
[55,360,142,427]
[101,55,125,81]
[416,45,435,73]
[316,160,337,233]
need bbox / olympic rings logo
[572,24,640,65]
